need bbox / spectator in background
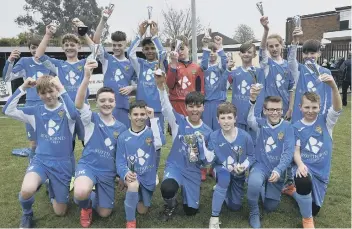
[340,51,351,106]
[321,58,330,69]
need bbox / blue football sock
[19,193,34,215]
[293,192,312,218]
[90,191,97,210]
[124,191,138,221]
[212,185,227,216]
[78,198,90,209]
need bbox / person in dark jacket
[340,51,351,106]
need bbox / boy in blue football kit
[228,42,265,142]
[201,35,228,131]
[3,75,77,228]
[116,100,165,228]
[246,85,295,228]
[204,102,255,229]
[288,28,332,123]
[154,71,212,221]
[93,11,136,127]
[128,20,167,184]
[282,74,342,229]
[73,61,127,228]
[2,38,53,158]
[259,16,295,120]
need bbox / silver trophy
[155,51,167,76]
[293,15,301,28]
[204,27,211,40]
[183,134,199,163]
[103,3,115,20]
[174,39,183,52]
[256,2,264,16]
[128,155,136,173]
[226,52,233,62]
[147,6,153,25]
[49,20,60,34]
[248,67,263,88]
[305,58,322,82]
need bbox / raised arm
[2,52,25,82]
[166,51,179,89]
[201,36,210,70]
[35,25,55,59]
[51,76,78,121]
[146,107,166,150]
[247,85,262,132]
[2,78,36,126]
[155,72,179,141]
[93,7,114,43]
[214,36,227,71]
[259,16,269,69]
[288,27,303,85]
[76,60,98,109]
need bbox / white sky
[0,0,350,40]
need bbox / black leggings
[160,178,198,216]
[294,175,321,216]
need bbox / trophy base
[78,26,88,36]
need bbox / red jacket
[166,60,204,102]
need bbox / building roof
[189,30,238,50]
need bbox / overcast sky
[0,0,350,40]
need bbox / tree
[15,0,104,38]
[161,6,203,42]
[233,24,256,43]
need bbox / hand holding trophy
[48,20,60,35]
[72,18,88,36]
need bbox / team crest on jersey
[145,137,152,145]
[77,65,83,72]
[125,65,129,71]
[58,109,65,118]
[192,69,196,75]
[113,131,119,139]
[315,126,322,134]
[278,131,284,140]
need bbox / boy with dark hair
[93,11,136,127]
[154,71,212,221]
[288,28,333,123]
[228,42,265,142]
[246,85,295,228]
[73,61,127,228]
[204,101,255,229]
[3,75,78,228]
[2,37,53,159]
[259,16,295,120]
[116,99,165,228]
[282,74,342,228]
[127,20,167,184]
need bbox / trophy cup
[204,27,211,40]
[293,15,301,28]
[147,6,153,25]
[49,20,60,34]
[226,52,233,62]
[305,58,322,82]
[72,18,88,36]
[256,2,264,16]
[102,3,115,20]
[183,134,199,163]
[154,51,167,76]
[174,39,183,52]
[128,155,137,173]
[248,67,263,88]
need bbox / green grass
[0,95,350,228]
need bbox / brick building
[285,6,351,45]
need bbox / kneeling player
[282,74,342,229]
[3,76,77,228]
[155,70,212,221]
[73,61,127,228]
[116,100,165,228]
[206,102,255,229]
[246,85,295,228]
